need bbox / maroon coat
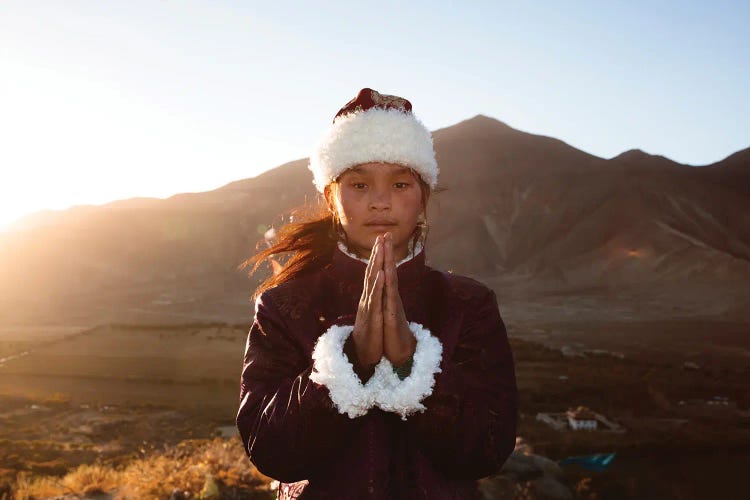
[236,242,518,499]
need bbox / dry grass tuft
[11,437,274,500]
[13,464,117,498]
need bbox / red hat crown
[333,88,413,123]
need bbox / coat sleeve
[235,290,392,482]
[380,287,518,480]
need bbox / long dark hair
[239,173,431,301]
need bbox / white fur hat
[308,88,439,193]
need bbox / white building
[566,406,598,430]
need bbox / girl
[236,88,518,499]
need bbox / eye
[394,182,410,189]
[351,182,366,190]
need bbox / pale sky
[2,0,748,231]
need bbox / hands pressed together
[351,232,417,370]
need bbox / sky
[1,0,748,231]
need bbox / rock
[480,449,573,500]
[169,488,191,499]
[200,473,219,499]
[477,474,517,499]
[529,475,573,499]
[501,451,565,481]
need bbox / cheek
[336,191,364,225]
[402,190,423,219]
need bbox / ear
[323,184,335,213]
[420,184,430,214]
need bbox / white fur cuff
[310,324,394,419]
[373,322,444,421]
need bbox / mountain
[426,115,750,284]
[0,114,748,327]
[693,147,750,197]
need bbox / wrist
[392,353,414,380]
[343,335,377,383]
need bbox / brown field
[0,326,89,343]
[517,319,750,370]
[0,320,749,498]
[0,323,247,385]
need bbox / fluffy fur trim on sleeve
[373,322,443,421]
[309,323,394,419]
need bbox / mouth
[364,218,397,226]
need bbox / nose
[369,185,391,211]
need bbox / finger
[388,234,401,317]
[364,236,382,303]
[386,231,396,275]
[384,283,394,328]
[375,231,385,273]
[372,269,385,340]
[377,235,387,308]
[383,242,398,324]
[368,240,383,298]
[388,233,399,289]
[371,269,384,313]
[364,234,379,288]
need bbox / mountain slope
[0,115,747,326]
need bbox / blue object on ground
[558,452,616,471]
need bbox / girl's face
[325,162,427,261]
